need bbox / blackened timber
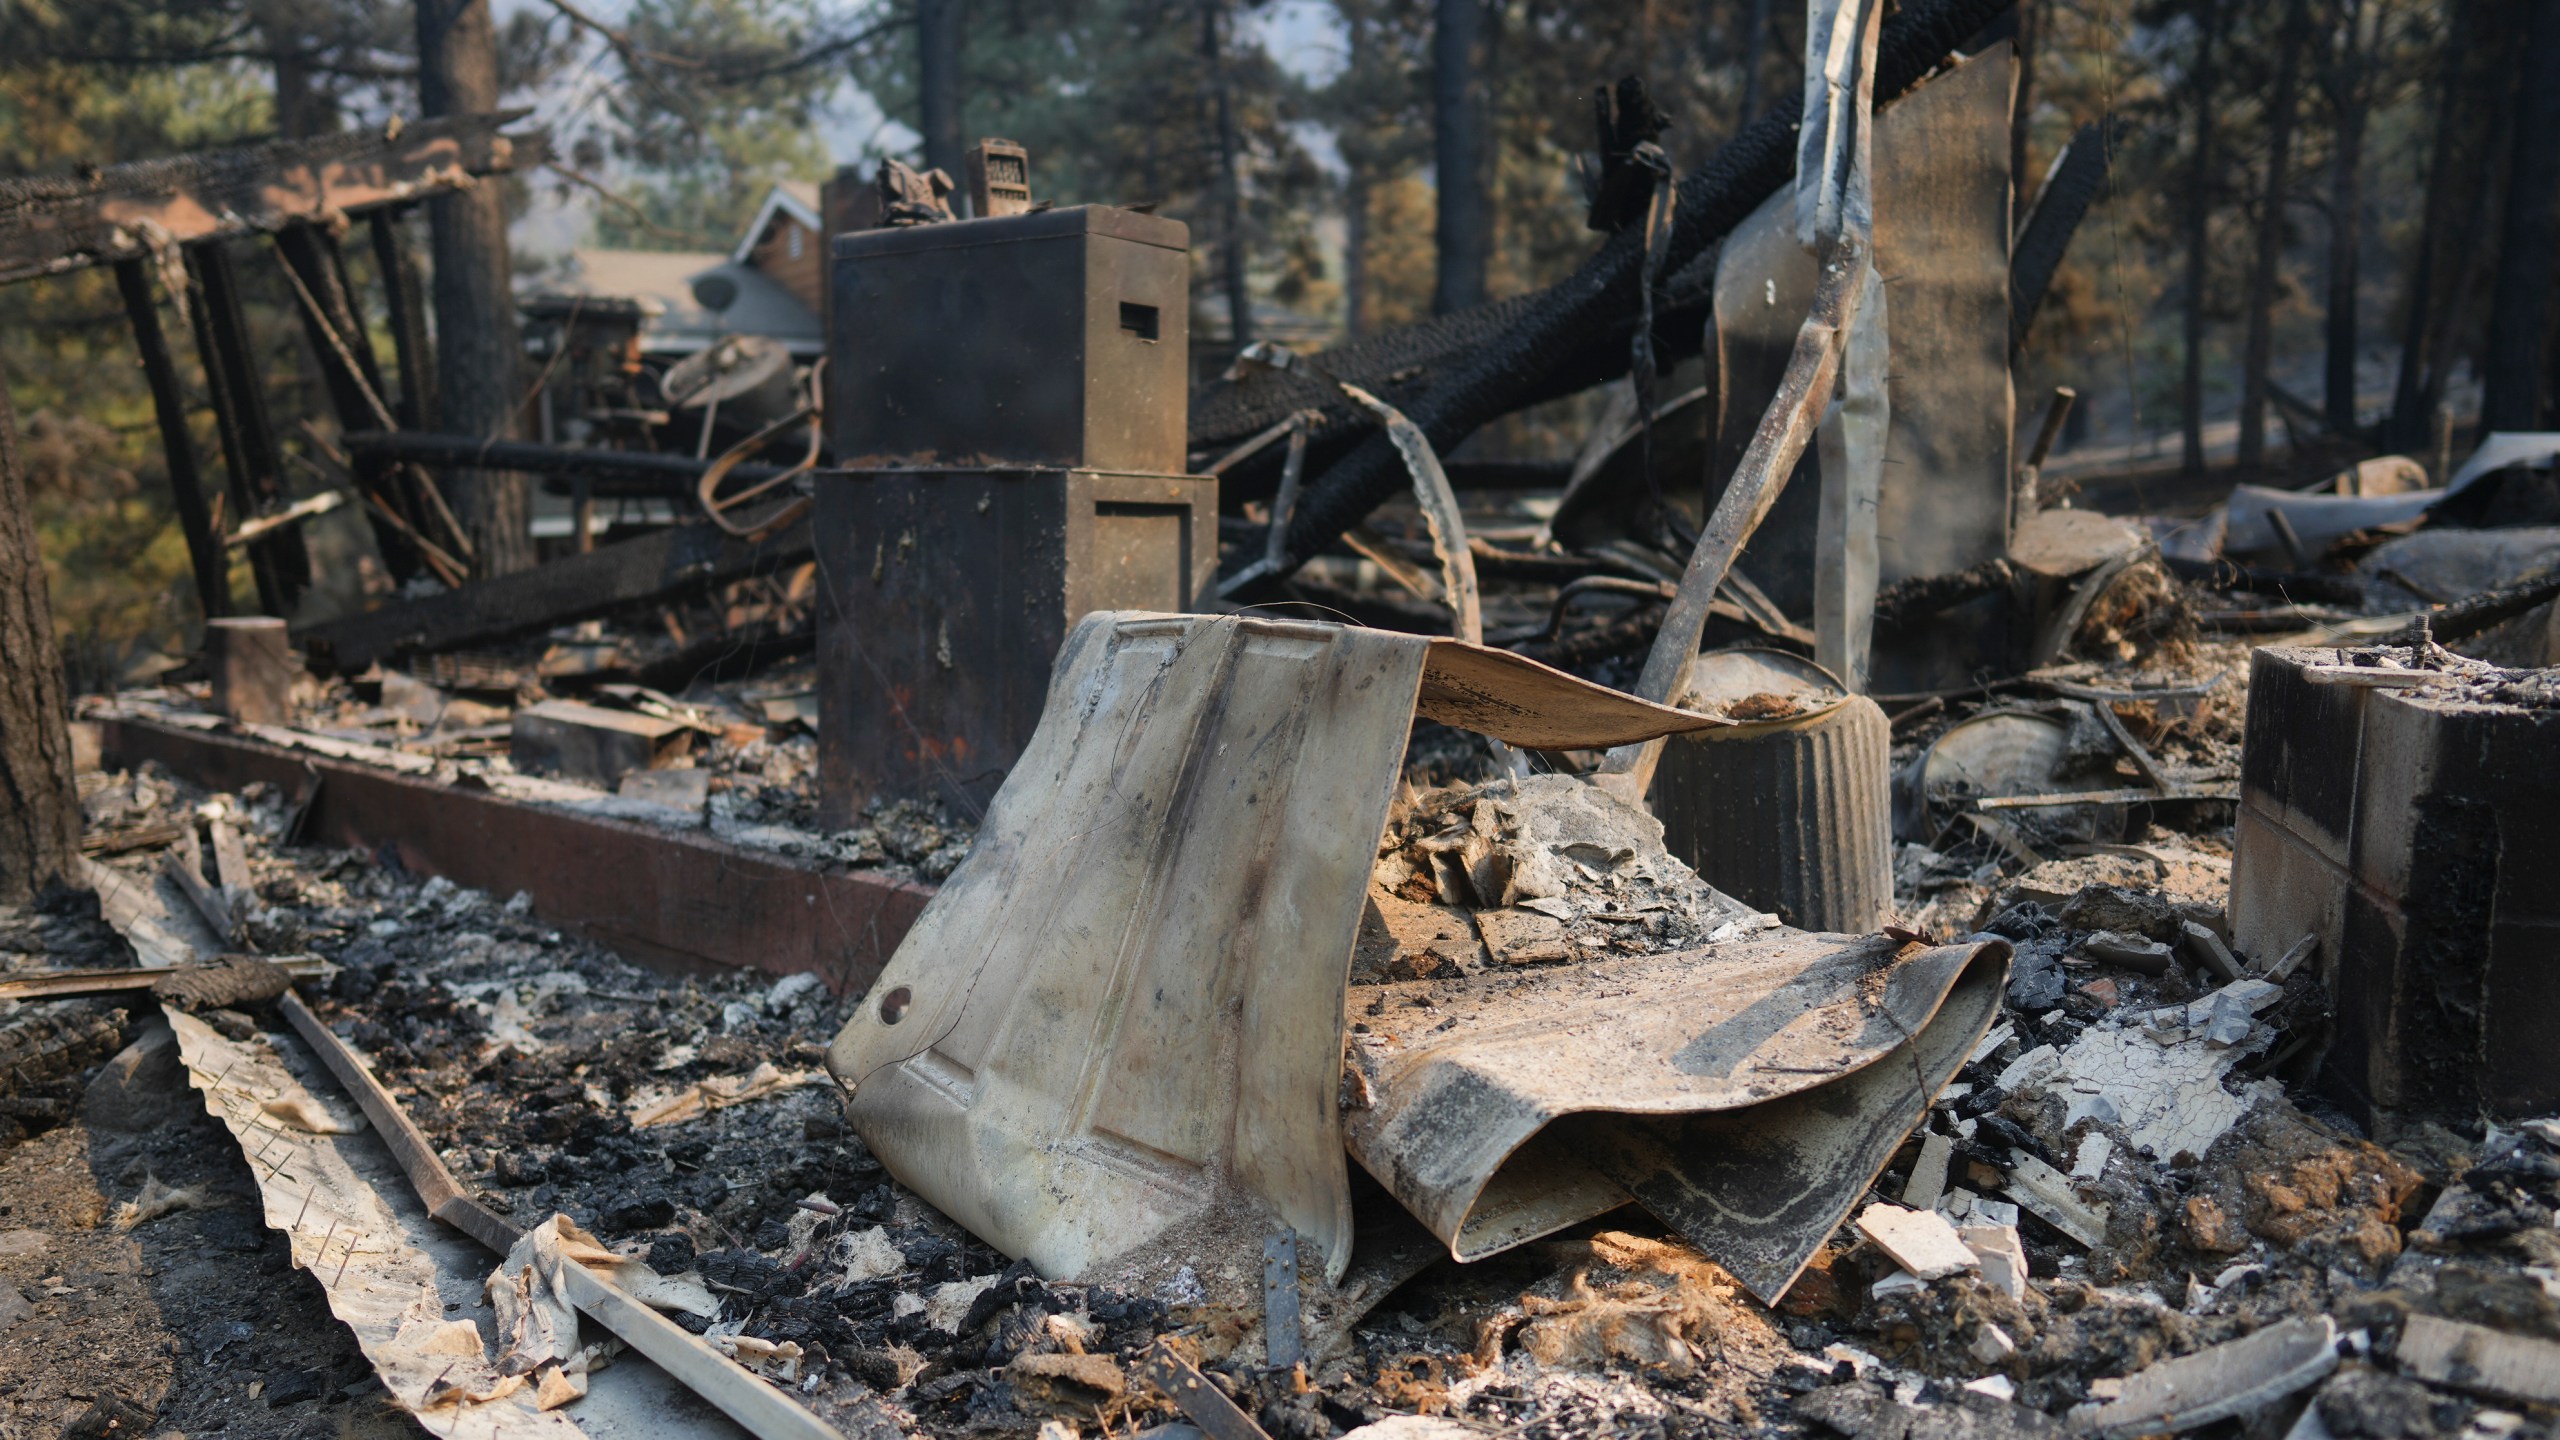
[367,210,436,432]
[0,112,540,286]
[1265,0,2012,574]
[112,258,229,619]
[275,224,394,429]
[2160,556,2368,607]
[296,518,813,671]
[274,224,389,436]
[2010,121,2116,356]
[186,240,307,609]
[343,431,808,495]
[274,223,424,577]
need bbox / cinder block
[511,699,693,787]
[2231,646,2560,1121]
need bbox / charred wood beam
[274,223,395,429]
[0,112,542,287]
[273,222,422,580]
[1250,0,2011,572]
[111,258,229,619]
[2160,555,2368,607]
[2429,567,2560,643]
[186,240,309,614]
[367,209,437,431]
[1873,557,2022,630]
[1202,295,1715,508]
[296,518,813,673]
[1585,76,1677,233]
[342,430,809,498]
[634,619,816,692]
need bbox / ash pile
[7,0,2560,1431]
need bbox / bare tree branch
[542,160,724,247]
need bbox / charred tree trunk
[1200,0,1253,351]
[0,360,81,905]
[248,0,335,140]
[2423,106,2509,426]
[2386,0,2473,450]
[917,0,967,187]
[1432,0,1491,315]
[2321,0,2369,434]
[2180,2,2225,475]
[2238,0,2313,470]
[416,0,532,577]
[2483,0,2560,431]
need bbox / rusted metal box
[814,467,1217,821]
[829,207,1190,474]
[2230,646,2560,1123]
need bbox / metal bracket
[1261,1229,1304,1370]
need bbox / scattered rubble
[4,16,2557,1435]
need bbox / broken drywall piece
[2179,921,2245,984]
[2049,1018,2268,1160]
[1995,1043,2061,1093]
[1960,1223,2027,1299]
[1854,1202,1979,1280]
[1870,1267,1926,1298]
[1903,1132,1955,1209]
[2002,1153,2108,1248]
[2082,931,2173,975]
[2072,1316,2338,1437]
[1969,1022,2015,1066]
[2072,1133,2114,1181]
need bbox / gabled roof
[526,246,821,355]
[732,180,824,264]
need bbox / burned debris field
[5,0,2560,1434]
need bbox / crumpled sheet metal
[1343,929,2008,1302]
[827,613,1729,1287]
[168,1009,746,1439]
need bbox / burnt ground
[6,619,2559,1438]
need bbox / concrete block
[511,699,693,787]
[2231,646,2560,1121]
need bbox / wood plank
[295,520,813,672]
[2397,1314,2560,1405]
[0,113,542,285]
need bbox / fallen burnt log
[297,518,812,672]
[1196,287,1720,509]
[2009,120,2116,356]
[1247,0,2011,578]
[343,430,814,500]
[2162,555,2370,608]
